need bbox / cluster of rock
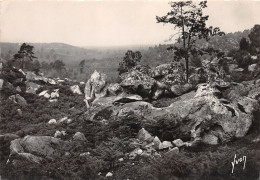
[48,116,73,125]
[7,131,88,166]
[26,71,57,85]
[4,68,85,105]
[5,127,185,167]
[119,63,190,100]
[83,70,124,106]
[128,128,184,160]
[85,79,260,145]
[1,62,260,177]
[2,63,260,164]
[82,63,193,109]
[222,56,260,79]
[78,63,260,146]
[39,89,59,102]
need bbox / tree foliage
[239,37,250,51]
[249,24,260,48]
[156,1,224,81]
[118,50,142,75]
[79,59,86,74]
[13,43,37,70]
[248,24,260,54]
[53,60,66,72]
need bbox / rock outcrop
[84,70,107,101]
[85,81,260,144]
[120,67,157,98]
[119,63,191,99]
[152,63,185,86]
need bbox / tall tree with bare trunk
[156,1,224,82]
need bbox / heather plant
[136,145,260,180]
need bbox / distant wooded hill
[0,42,145,65]
[0,28,251,81]
[141,29,251,66]
[0,29,250,66]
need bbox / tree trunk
[181,6,185,49]
[185,56,189,82]
[21,59,24,70]
[181,5,188,82]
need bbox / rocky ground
[0,63,260,180]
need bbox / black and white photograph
[0,0,260,179]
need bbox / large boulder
[84,70,107,101]
[119,67,168,100]
[151,63,174,78]
[120,68,156,97]
[119,63,188,99]
[160,73,185,87]
[151,63,184,79]
[166,83,259,143]
[151,63,186,88]
[107,83,122,96]
[8,136,68,165]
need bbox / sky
[0,0,260,47]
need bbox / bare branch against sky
[0,0,260,47]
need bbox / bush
[118,50,142,75]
